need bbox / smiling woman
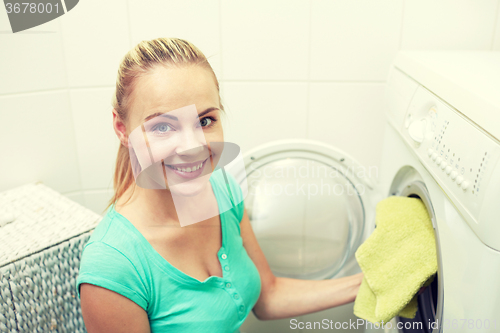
[75,37,265,333]
[75,37,363,333]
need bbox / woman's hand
[253,271,365,320]
[352,272,364,296]
[240,207,366,320]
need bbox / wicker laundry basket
[0,183,101,333]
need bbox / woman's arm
[240,208,363,321]
[80,283,151,333]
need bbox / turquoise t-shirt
[76,170,262,333]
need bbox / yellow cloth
[353,196,438,324]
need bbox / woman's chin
[168,176,211,198]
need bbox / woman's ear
[112,109,129,148]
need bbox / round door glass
[245,157,365,280]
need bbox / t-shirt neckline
[110,175,227,286]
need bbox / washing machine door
[233,139,380,280]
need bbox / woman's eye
[200,117,217,127]
[200,117,212,127]
[153,123,171,133]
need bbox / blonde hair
[105,37,223,213]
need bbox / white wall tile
[70,88,120,190]
[83,189,114,216]
[60,0,130,87]
[221,82,308,154]
[0,91,81,193]
[493,4,500,50]
[402,0,498,50]
[221,0,309,80]
[64,191,86,207]
[0,14,66,94]
[128,0,222,80]
[310,0,403,81]
[0,3,10,32]
[308,83,386,175]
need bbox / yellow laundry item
[353,196,438,324]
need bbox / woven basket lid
[0,182,101,268]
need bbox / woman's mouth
[164,158,209,179]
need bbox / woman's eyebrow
[144,112,176,122]
[143,107,219,122]
[198,107,219,118]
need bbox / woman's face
[123,64,223,196]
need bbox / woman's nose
[175,128,206,156]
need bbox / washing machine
[237,50,500,333]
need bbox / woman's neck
[114,181,219,228]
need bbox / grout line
[62,185,126,197]
[126,0,133,48]
[306,0,312,139]
[0,85,114,98]
[57,16,85,199]
[219,0,224,81]
[301,0,314,288]
[0,81,384,98]
[84,188,115,193]
[62,190,83,196]
[0,80,384,99]
[57,15,87,208]
[398,0,406,50]
[490,0,500,50]
[106,176,114,193]
[220,79,386,84]
[218,0,232,127]
[0,88,67,98]
[55,19,69,86]
[65,85,114,90]
[65,105,86,201]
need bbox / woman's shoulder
[82,206,147,266]
[77,240,150,312]
[77,207,150,310]
[84,207,114,242]
[85,207,128,244]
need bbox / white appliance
[238,50,500,333]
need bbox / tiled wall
[1,0,499,215]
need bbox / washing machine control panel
[400,85,500,250]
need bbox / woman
[76,37,363,333]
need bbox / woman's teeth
[169,161,204,173]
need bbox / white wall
[1,0,499,216]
